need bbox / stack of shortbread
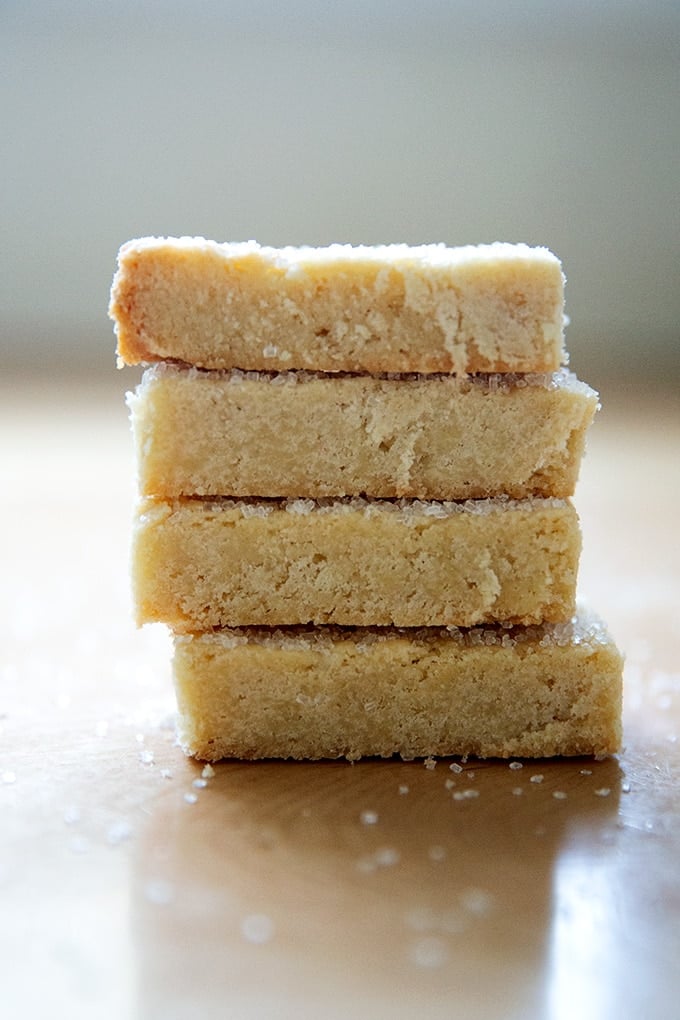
[110,238,622,761]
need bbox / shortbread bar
[110,238,565,374]
[130,365,597,500]
[172,612,623,761]
[133,497,580,630]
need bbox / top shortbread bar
[110,237,566,374]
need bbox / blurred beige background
[2,1,679,393]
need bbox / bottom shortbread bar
[172,612,622,761]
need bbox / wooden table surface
[2,375,679,1020]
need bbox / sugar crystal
[460,887,494,916]
[107,820,133,845]
[410,936,449,969]
[374,846,401,867]
[144,878,175,906]
[241,914,275,944]
[360,809,379,825]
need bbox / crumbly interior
[110,237,565,374]
[129,366,597,500]
[172,611,623,761]
[132,496,581,630]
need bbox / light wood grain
[1,377,678,1020]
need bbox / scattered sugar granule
[374,846,401,868]
[428,845,447,862]
[356,848,399,873]
[160,768,173,780]
[70,836,90,855]
[360,809,379,825]
[530,774,544,784]
[622,781,631,794]
[192,778,208,789]
[509,761,523,771]
[183,792,198,805]
[444,778,456,790]
[201,764,215,779]
[107,820,133,846]
[63,805,81,825]
[580,768,593,776]
[594,787,611,798]
[453,788,479,801]
[144,878,175,906]
[511,787,523,796]
[460,887,494,916]
[553,790,568,800]
[424,757,437,770]
[398,784,410,795]
[138,749,154,765]
[241,914,275,945]
[449,762,464,774]
[409,936,449,969]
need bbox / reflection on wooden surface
[1,379,679,1019]
[134,756,621,1020]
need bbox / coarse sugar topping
[176,611,611,653]
[131,236,560,272]
[136,362,593,394]
[190,495,569,519]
